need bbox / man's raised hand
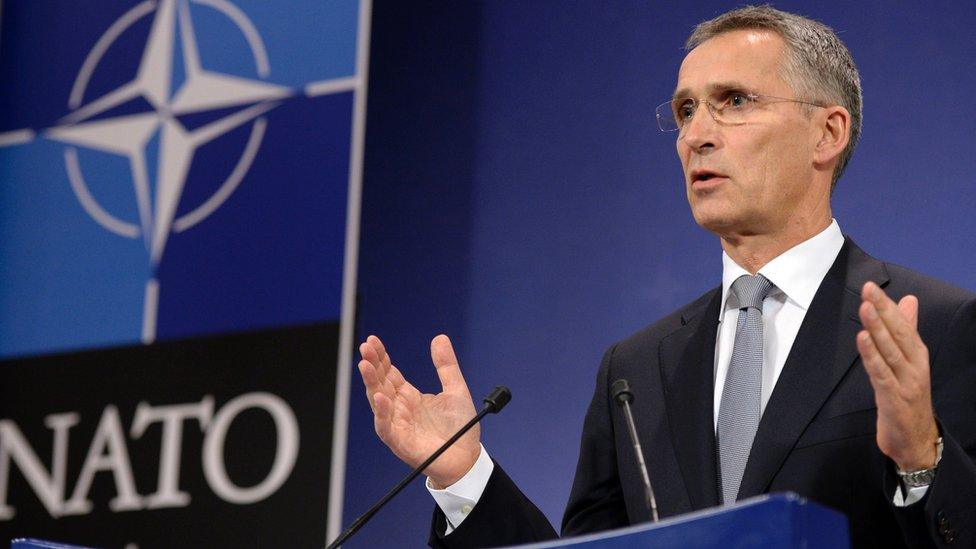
[856,281,940,472]
[357,334,481,488]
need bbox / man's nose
[679,102,719,153]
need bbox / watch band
[897,437,944,488]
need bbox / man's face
[675,30,820,238]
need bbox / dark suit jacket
[430,239,976,548]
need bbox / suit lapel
[737,238,889,499]
[660,289,723,510]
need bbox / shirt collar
[719,219,845,320]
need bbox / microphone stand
[326,386,512,549]
[612,379,659,522]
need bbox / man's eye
[728,93,750,108]
[677,101,696,120]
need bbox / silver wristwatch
[897,437,944,489]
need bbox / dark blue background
[347,1,976,547]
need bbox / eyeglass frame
[655,91,827,133]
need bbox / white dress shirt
[712,219,844,428]
[427,444,494,533]
[429,219,923,533]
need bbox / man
[357,6,976,547]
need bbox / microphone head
[611,379,633,405]
[484,386,512,413]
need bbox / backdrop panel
[0,0,369,546]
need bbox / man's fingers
[431,334,467,392]
[857,330,896,390]
[359,340,382,374]
[861,282,924,363]
[388,364,407,388]
[360,335,395,382]
[898,295,919,329]
[367,335,395,373]
[389,365,419,398]
[373,392,394,441]
[359,340,396,403]
[357,359,377,410]
[859,300,909,375]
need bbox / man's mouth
[690,170,728,185]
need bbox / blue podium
[512,493,849,548]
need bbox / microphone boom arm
[611,379,659,523]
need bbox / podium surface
[513,493,849,548]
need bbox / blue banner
[0,0,362,357]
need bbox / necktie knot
[730,274,773,311]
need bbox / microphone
[611,379,659,523]
[327,386,512,549]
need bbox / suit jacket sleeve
[428,462,557,548]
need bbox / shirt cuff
[427,444,494,535]
[892,482,929,507]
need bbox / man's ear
[813,106,850,168]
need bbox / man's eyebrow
[672,82,751,101]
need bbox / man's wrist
[894,447,937,472]
[429,446,483,489]
[897,436,943,490]
[892,421,941,472]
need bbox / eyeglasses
[655,92,826,133]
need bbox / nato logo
[0,0,363,357]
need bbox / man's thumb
[431,334,465,391]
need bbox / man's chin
[689,207,735,234]
[691,207,730,232]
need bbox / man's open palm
[358,334,481,488]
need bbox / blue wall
[347,2,976,546]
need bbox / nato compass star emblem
[0,0,359,344]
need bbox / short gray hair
[686,5,862,191]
